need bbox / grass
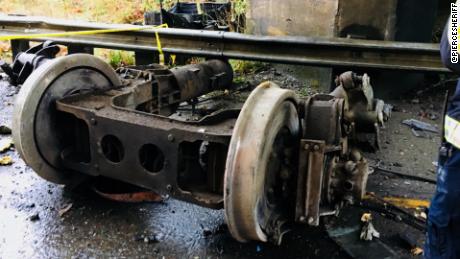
[229,59,266,74]
[95,49,136,68]
[0,0,175,64]
[0,0,174,24]
[0,0,248,66]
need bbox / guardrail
[0,15,447,72]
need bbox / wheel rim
[13,54,121,184]
[224,82,300,243]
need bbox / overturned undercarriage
[12,54,389,244]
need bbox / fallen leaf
[0,138,13,153]
[420,212,427,220]
[411,247,423,256]
[0,155,12,165]
[58,203,73,217]
[361,213,372,222]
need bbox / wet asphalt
[0,77,438,259]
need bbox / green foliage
[230,60,266,74]
[94,49,135,68]
[232,0,248,16]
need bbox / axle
[13,54,388,244]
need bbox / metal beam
[0,15,447,72]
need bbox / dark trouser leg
[425,149,460,259]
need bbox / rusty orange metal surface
[93,187,163,203]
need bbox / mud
[0,68,441,258]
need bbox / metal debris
[1,41,60,86]
[144,2,231,31]
[92,183,163,203]
[402,119,439,133]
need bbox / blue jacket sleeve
[441,23,460,73]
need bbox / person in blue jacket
[425,15,460,259]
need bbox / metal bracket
[295,139,326,226]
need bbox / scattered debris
[134,234,159,244]
[411,247,424,256]
[411,128,422,138]
[0,138,13,153]
[374,166,436,184]
[93,187,163,203]
[1,41,60,86]
[144,2,231,31]
[398,232,424,256]
[383,104,394,120]
[0,155,12,165]
[402,119,438,133]
[202,227,213,237]
[327,209,397,258]
[398,232,418,248]
[29,213,40,222]
[0,125,11,135]
[429,113,439,121]
[58,203,73,217]
[92,179,163,203]
[389,162,403,167]
[414,207,428,220]
[362,194,426,231]
[360,213,380,241]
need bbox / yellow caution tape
[0,23,169,65]
[382,196,430,209]
[364,194,430,209]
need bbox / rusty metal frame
[55,88,237,209]
[0,15,447,72]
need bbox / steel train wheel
[13,54,121,184]
[224,82,300,243]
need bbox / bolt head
[167,134,175,142]
[313,145,320,151]
[304,144,310,150]
[308,217,315,224]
